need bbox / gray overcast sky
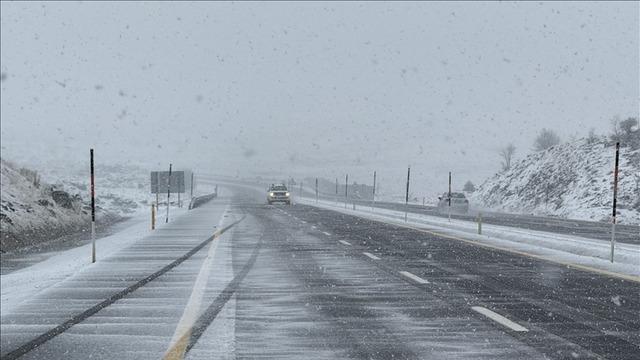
[1,1,638,196]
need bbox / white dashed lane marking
[322,231,332,236]
[399,271,429,284]
[338,240,352,246]
[471,306,529,332]
[362,252,380,260]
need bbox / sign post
[405,166,410,222]
[611,142,620,263]
[90,149,96,263]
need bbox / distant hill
[470,138,640,225]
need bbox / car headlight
[285,192,290,196]
[269,192,275,196]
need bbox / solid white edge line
[471,306,529,332]
[339,240,352,246]
[399,270,429,284]
[362,252,380,260]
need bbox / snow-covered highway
[1,186,639,359]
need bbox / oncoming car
[437,192,469,214]
[267,184,291,205]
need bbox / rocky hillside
[470,138,640,225]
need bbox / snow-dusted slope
[1,159,99,250]
[470,138,640,225]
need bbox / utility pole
[90,149,96,263]
[405,166,410,222]
[166,163,172,223]
[611,142,620,262]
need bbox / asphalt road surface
[1,186,638,359]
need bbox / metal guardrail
[188,192,218,210]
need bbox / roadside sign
[151,171,185,194]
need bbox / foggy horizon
[1,1,638,196]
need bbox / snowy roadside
[0,206,188,315]
[298,197,640,279]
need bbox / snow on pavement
[0,207,188,316]
[299,197,640,279]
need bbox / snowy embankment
[1,159,110,251]
[1,159,156,251]
[298,197,640,280]
[470,138,640,225]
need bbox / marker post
[405,167,410,222]
[315,178,319,203]
[166,164,172,223]
[448,172,452,222]
[372,170,376,211]
[345,174,349,209]
[90,149,96,263]
[610,142,620,263]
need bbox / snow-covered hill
[470,138,640,225]
[0,159,155,251]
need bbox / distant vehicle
[267,183,291,205]
[437,192,469,213]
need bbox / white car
[267,184,291,205]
